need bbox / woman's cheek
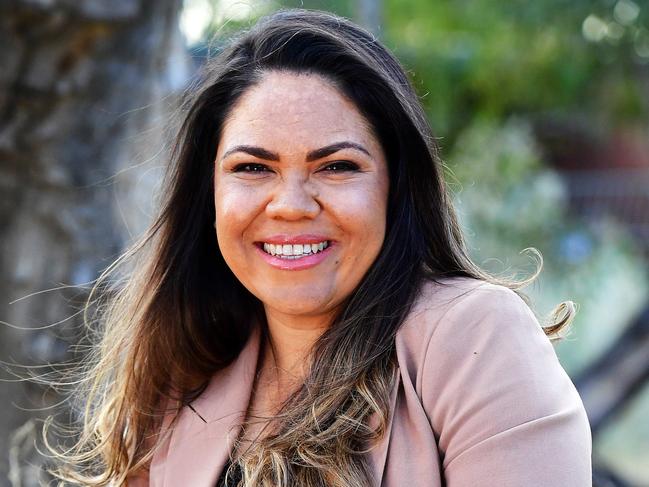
[215,189,244,253]
[332,188,386,232]
[216,182,259,223]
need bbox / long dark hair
[49,9,571,486]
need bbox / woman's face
[214,71,389,325]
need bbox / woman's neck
[261,307,333,384]
[242,309,334,445]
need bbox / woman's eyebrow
[305,141,371,161]
[221,145,280,161]
[220,141,371,162]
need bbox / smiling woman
[215,72,389,324]
[48,8,591,487]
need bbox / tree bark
[0,1,188,485]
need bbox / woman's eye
[232,163,270,173]
[320,161,360,172]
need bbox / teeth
[261,241,329,258]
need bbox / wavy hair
[47,8,575,486]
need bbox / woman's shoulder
[394,274,558,394]
[397,275,534,344]
[395,274,583,431]
[393,276,592,483]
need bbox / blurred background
[1,0,648,485]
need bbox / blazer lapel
[160,325,262,487]
[157,325,400,487]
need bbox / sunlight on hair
[213,0,264,23]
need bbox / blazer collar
[191,324,263,423]
[160,324,399,486]
[159,325,261,486]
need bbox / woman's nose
[265,177,320,220]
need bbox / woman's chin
[260,293,340,323]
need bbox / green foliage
[382,0,649,143]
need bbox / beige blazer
[130,277,592,486]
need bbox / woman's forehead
[218,71,378,153]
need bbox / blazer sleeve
[419,285,592,486]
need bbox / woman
[51,8,592,487]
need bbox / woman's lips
[254,241,334,271]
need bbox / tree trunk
[0,1,188,485]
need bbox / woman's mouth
[260,241,330,259]
[254,238,334,270]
